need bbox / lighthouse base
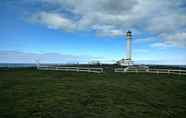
[117,58,133,66]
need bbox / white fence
[114,68,186,75]
[38,66,186,75]
[39,66,104,73]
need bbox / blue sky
[0,0,186,65]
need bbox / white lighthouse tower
[118,30,133,66]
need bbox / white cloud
[161,32,186,48]
[134,37,157,43]
[150,42,174,49]
[32,12,76,31]
[92,25,124,37]
[30,0,186,47]
[146,15,186,34]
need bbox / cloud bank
[28,0,186,47]
[5,0,185,47]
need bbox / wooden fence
[39,66,186,75]
[114,68,186,75]
[39,66,103,73]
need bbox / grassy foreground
[0,69,186,118]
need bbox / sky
[0,0,186,65]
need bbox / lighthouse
[126,30,132,61]
[117,30,133,66]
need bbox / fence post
[146,69,149,72]
[76,67,79,72]
[124,68,127,72]
[179,70,181,76]
[136,69,138,73]
[168,70,170,75]
[157,70,159,75]
[101,68,103,73]
[88,68,91,73]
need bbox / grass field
[0,69,186,118]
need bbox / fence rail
[39,66,103,73]
[39,66,186,75]
[114,68,186,75]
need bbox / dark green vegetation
[0,69,186,118]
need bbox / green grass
[0,69,186,118]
